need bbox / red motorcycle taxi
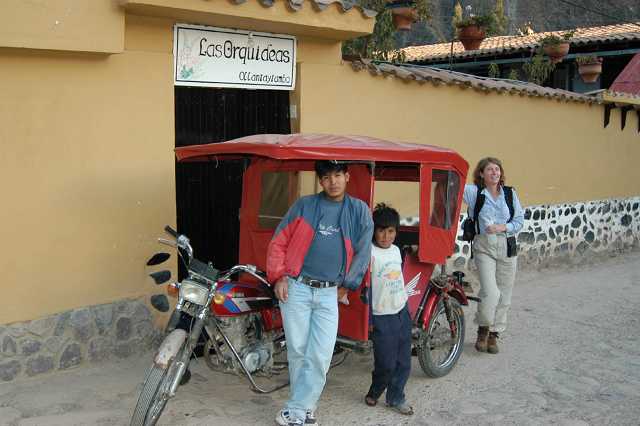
[131,134,475,426]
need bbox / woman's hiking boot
[475,326,489,352]
[487,332,499,354]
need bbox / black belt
[299,276,339,289]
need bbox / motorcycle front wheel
[417,298,465,378]
[130,344,188,426]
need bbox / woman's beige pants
[473,233,518,333]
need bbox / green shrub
[488,62,500,78]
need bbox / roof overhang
[121,0,375,41]
[402,22,640,64]
[350,60,598,105]
[601,91,640,107]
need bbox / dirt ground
[2,251,639,426]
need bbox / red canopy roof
[175,133,468,173]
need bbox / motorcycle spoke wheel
[131,346,187,426]
[417,299,465,378]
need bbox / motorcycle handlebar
[221,264,269,286]
[185,260,268,287]
[157,227,267,286]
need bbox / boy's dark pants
[366,305,412,406]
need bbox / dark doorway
[174,87,290,273]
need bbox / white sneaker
[275,409,304,426]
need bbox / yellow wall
[0,15,176,325]
[123,0,373,40]
[0,0,372,55]
[297,63,640,206]
[0,0,124,53]
[0,12,362,325]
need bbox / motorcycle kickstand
[214,322,289,394]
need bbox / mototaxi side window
[429,169,460,230]
[258,171,316,229]
[419,166,463,265]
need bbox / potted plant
[540,31,573,64]
[343,0,430,61]
[522,51,555,85]
[455,14,497,51]
[575,55,603,83]
[386,1,418,31]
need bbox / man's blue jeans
[280,276,338,421]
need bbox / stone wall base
[0,298,162,382]
[446,196,640,277]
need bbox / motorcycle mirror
[149,270,171,285]
[146,252,171,266]
[164,225,178,238]
[150,294,170,312]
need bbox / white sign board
[174,24,296,90]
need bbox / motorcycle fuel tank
[211,281,275,317]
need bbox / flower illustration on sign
[177,34,205,80]
[180,66,194,79]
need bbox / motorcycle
[131,134,476,425]
[131,225,287,426]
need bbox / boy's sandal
[364,396,377,407]
[389,402,414,415]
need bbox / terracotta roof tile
[402,22,640,63]
[230,0,377,18]
[349,59,599,104]
[602,90,640,105]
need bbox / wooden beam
[620,106,632,131]
[604,104,613,128]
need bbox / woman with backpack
[463,157,524,354]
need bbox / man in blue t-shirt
[267,160,373,426]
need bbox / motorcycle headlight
[179,280,209,305]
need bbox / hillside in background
[388,0,640,47]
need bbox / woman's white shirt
[463,184,524,235]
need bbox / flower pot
[578,61,602,83]
[391,7,417,31]
[543,42,570,64]
[457,25,486,51]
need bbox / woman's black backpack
[461,185,515,242]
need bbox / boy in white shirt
[364,203,413,415]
